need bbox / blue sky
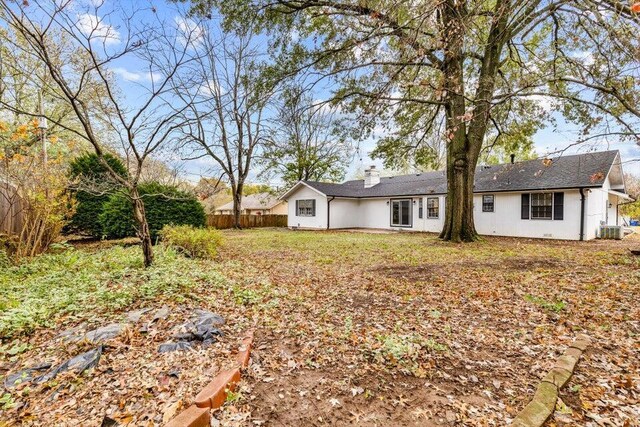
[64,1,640,186]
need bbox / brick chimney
[364,165,380,188]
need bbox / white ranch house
[280,150,632,241]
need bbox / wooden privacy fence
[207,214,288,229]
[1,181,25,236]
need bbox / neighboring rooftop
[216,192,283,211]
[294,150,624,198]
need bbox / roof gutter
[327,196,335,230]
[579,188,586,241]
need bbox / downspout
[327,196,335,230]
[579,188,586,241]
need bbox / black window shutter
[521,194,530,219]
[553,192,564,220]
[312,199,316,216]
[295,200,299,215]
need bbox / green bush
[160,225,223,259]
[67,153,128,237]
[99,182,206,240]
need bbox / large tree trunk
[440,139,479,242]
[131,187,154,267]
[232,182,243,229]
[439,0,478,243]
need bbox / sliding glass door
[391,199,412,227]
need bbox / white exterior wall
[474,191,582,240]
[419,196,447,233]
[354,196,445,232]
[329,199,360,228]
[286,185,327,229]
[359,198,393,229]
[585,188,607,240]
[285,182,623,240]
[584,175,624,238]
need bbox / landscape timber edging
[512,334,592,427]
[164,329,255,427]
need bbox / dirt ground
[213,229,640,426]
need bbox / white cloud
[175,16,205,47]
[526,94,556,112]
[571,50,595,67]
[112,67,141,81]
[77,13,120,46]
[112,67,161,83]
[289,28,300,43]
[199,80,226,96]
[86,0,106,7]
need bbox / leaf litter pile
[1,230,639,426]
[0,245,249,426]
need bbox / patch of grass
[231,287,262,305]
[226,389,241,403]
[0,341,30,358]
[0,245,227,338]
[160,225,223,259]
[0,249,11,269]
[524,294,567,313]
[372,333,447,374]
[0,392,16,410]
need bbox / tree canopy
[191,0,640,241]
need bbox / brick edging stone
[165,329,255,427]
[512,334,591,427]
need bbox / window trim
[418,198,423,219]
[389,198,413,228]
[482,194,495,213]
[296,199,316,217]
[529,192,554,220]
[426,196,439,219]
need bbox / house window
[296,199,315,217]
[418,198,423,219]
[531,192,553,219]
[482,195,494,212]
[427,197,439,219]
[391,199,412,227]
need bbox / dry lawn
[1,229,638,426]
[215,229,639,426]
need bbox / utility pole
[37,90,48,199]
[37,90,47,168]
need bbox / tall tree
[190,0,640,242]
[171,19,276,228]
[261,85,352,186]
[0,1,197,265]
